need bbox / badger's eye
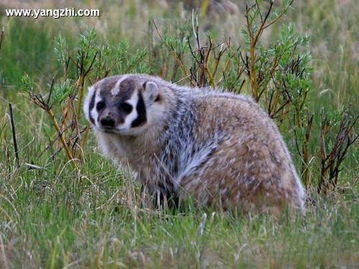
[96,101,106,111]
[120,103,133,114]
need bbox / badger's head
[83,75,168,136]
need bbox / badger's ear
[143,81,161,103]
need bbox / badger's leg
[140,182,179,210]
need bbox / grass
[2,158,358,268]
[0,0,358,267]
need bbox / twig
[46,77,56,106]
[318,112,359,193]
[302,114,314,186]
[47,108,77,169]
[8,104,19,167]
[37,123,74,158]
[263,0,295,30]
[76,51,98,121]
[28,92,78,169]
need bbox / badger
[83,74,305,216]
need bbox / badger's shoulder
[185,88,271,130]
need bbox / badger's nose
[100,116,115,128]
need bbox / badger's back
[168,91,305,214]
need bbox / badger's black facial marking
[88,90,96,125]
[119,79,136,100]
[119,102,133,114]
[131,92,147,128]
[96,100,106,111]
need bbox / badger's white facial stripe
[83,86,96,122]
[111,87,120,96]
[111,75,129,96]
[119,92,139,130]
[89,90,102,126]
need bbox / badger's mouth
[93,124,122,134]
[102,127,119,134]
[94,123,146,137]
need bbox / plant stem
[76,75,85,121]
[47,108,78,169]
[249,44,259,100]
[9,104,19,167]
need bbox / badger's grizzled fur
[84,74,305,216]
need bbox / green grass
[0,0,358,267]
[2,157,358,268]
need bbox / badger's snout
[100,115,115,128]
[98,109,124,130]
